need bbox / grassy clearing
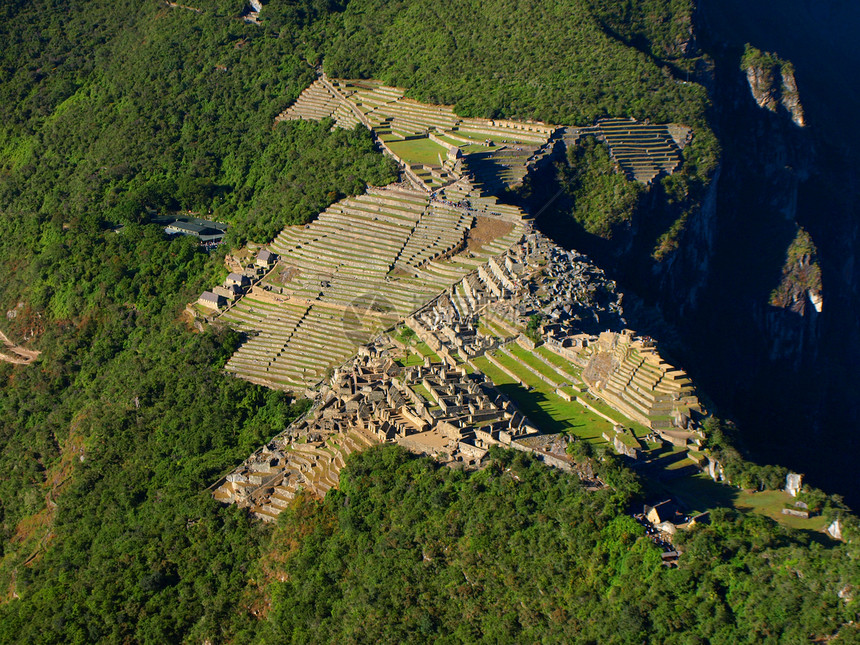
[472,355,611,442]
[490,349,646,439]
[391,325,416,345]
[735,490,830,531]
[387,137,449,166]
[399,351,426,367]
[657,473,831,533]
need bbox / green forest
[258,446,857,644]
[0,0,856,642]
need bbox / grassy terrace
[479,315,518,338]
[477,322,496,337]
[387,137,449,166]
[471,355,611,443]
[433,134,465,147]
[411,382,436,404]
[462,143,501,154]
[414,341,441,362]
[477,341,832,532]
[506,343,571,383]
[657,474,831,535]
[495,340,651,437]
[455,129,538,145]
[535,345,583,376]
[579,391,651,438]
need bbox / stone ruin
[574,330,703,440]
[208,77,711,519]
[400,227,701,445]
[786,472,803,497]
[211,76,690,394]
[213,342,600,522]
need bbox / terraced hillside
[219,184,524,391]
[580,330,701,433]
[278,76,690,191]
[280,76,559,192]
[594,118,686,183]
[215,81,694,393]
[214,424,378,522]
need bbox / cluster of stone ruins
[197,249,277,311]
[212,211,708,522]
[206,74,737,524]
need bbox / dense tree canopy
[258,446,859,644]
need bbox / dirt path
[164,1,202,13]
[0,329,40,365]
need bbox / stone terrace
[275,78,361,130]
[218,184,526,392]
[594,118,683,184]
[278,76,689,195]
[578,330,702,434]
[280,75,561,194]
[213,399,379,522]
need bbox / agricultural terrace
[278,75,689,193]
[219,184,525,391]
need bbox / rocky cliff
[513,0,859,506]
[743,46,806,127]
[663,0,860,506]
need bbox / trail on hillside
[0,329,39,365]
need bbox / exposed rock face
[657,162,721,316]
[765,227,822,366]
[827,518,843,541]
[778,67,806,127]
[745,64,780,113]
[744,48,806,128]
[676,0,860,507]
[707,457,724,482]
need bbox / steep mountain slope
[679,0,860,506]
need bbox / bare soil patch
[467,215,514,252]
[0,329,39,365]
